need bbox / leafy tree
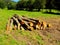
[0,0,13,9]
[33,0,41,11]
[45,0,53,12]
[51,0,60,10]
[16,0,25,10]
[40,0,46,11]
[26,0,34,11]
[0,0,6,9]
[7,1,16,10]
[4,0,12,5]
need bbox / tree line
[0,0,60,12]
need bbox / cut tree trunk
[12,17,21,30]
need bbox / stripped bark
[12,17,20,30]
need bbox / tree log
[12,17,20,30]
[6,18,13,31]
[21,16,41,30]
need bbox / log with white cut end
[6,18,13,31]
[12,17,21,30]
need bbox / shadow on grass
[43,12,60,15]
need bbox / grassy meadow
[0,9,60,45]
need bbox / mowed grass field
[0,9,60,45]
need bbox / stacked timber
[6,14,51,31]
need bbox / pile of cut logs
[6,14,51,31]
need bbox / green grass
[0,9,60,45]
[0,34,19,45]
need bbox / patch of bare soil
[10,17,60,45]
[37,17,60,45]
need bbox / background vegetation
[0,0,60,12]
